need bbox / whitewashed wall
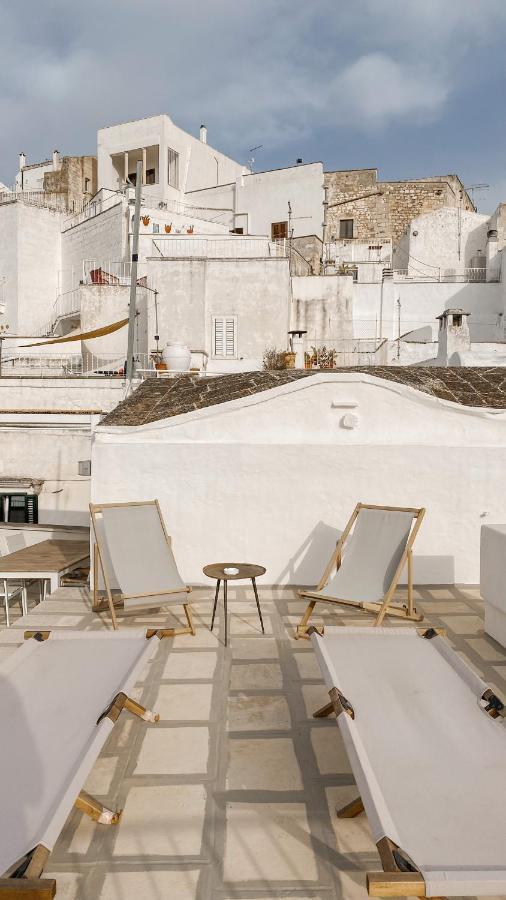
[61,202,126,293]
[394,207,490,273]
[291,275,354,341]
[187,163,324,239]
[93,373,506,585]
[97,114,246,203]
[146,256,291,367]
[352,281,504,341]
[0,203,62,333]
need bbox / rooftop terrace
[2,581,501,899]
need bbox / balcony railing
[393,267,490,283]
[152,236,286,259]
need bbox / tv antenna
[465,183,489,203]
[248,144,263,172]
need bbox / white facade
[97,114,247,204]
[186,162,324,239]
[92,372,506,585]
[394,207,491,276]
[147,256,291,370]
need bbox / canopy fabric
[20,317,128,348]
[312,626,506,896]
[100,503,187,606]
[318,508,414,603]
[0,630,157,875]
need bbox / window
[168,148,179,189]
[230,227,244,235]
[146,168,156,185]
[339,219,354,239]
[0,493,38,524]
[212,316,237,358]
[271,221,288,241]
[84,177,91,194]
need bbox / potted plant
[141,215,150,227]
[187,225,194,234]
[164,223,172,233]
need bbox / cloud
[0,0,505,185]
[332,54,449,127]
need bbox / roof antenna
[248,144,263,173]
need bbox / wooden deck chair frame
[0,627,173,899]
[296,503,425,638]
[90,500,195,635]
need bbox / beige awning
[21,318,128,348]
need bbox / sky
[0,0,505,212]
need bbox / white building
[92,368,506,586]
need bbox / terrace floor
[1,584,504,900]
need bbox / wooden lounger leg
[296,600,316,639]
[75,790,122,825]
[123,696,160,723]
[0,879,57,898]
[183,602,196,635]
[367,872,426,897]
[313,700,335,718]
[336,796,364,818]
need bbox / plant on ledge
[263,347,295,370]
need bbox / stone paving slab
[0,583,504,899]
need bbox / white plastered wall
[92,373,506,585]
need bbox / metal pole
[126,160,143,382]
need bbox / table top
[0,539,90,575]
[203,563,266,581]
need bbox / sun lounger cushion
[312,626,506,896]
[317,508,414,603]
[101,505,187,606]
[0,630,158,876]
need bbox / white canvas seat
[90,500,195,634]
[311,626,506,897]
[0,628,164,897]
[297,504,425,636]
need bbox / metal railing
[0,190,83,214]
[82,259,150,287]
[0,352,155,378]
[62,192,123,230]
[303,338,386,368]
[152,236,286,259]
[393,267,490,283]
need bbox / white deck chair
[0,628,165,898]
[311,625,506,897]
[296,504,425,637]
[90,500,195,634]
[0,536,27,626]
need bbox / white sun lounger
[297,504,425,636]
[0,628,165,898]
[311,625,506,897]
[90,500,195,634]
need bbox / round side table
[203,563,266,647]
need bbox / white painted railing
[62,192,122,230]
[152,236,286,259]
[393,267,489,283]
[304,338,385,368]
[0,353,155,378]
[0,190,82,213]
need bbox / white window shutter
[213,316,237,357]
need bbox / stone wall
[44,156,97,211]
[324,169,475,249]
[290,235,323,274]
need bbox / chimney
[19,153,26,171]
[436,308,471,365]
[52,149,61,170]
[199,125,207,144]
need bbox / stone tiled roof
[101,367,506,427]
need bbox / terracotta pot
[164,224,172,233]
[155,361,168,371]
[141,215,150,226]
[283,352,296,369]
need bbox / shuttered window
[212,316,237,358]
[271,221,288,240]
[0,493,38,524]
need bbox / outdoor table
[203,562,266,646]
[0,539,90,612]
